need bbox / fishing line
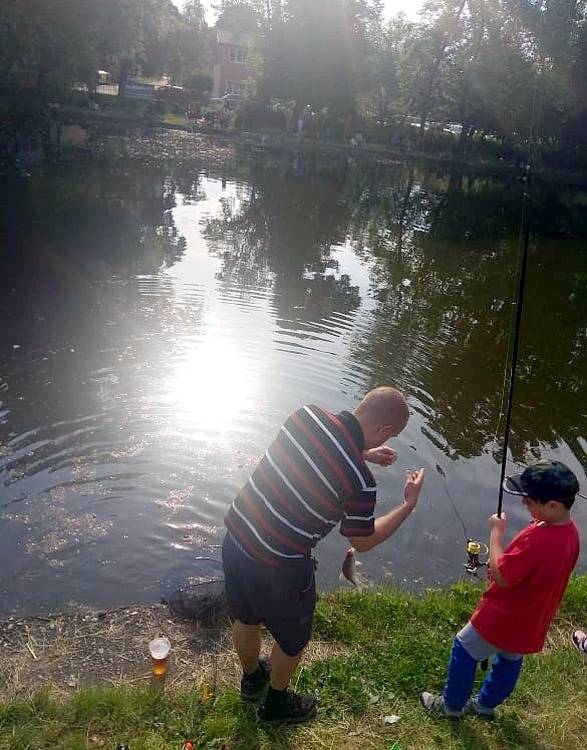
[435,464,489,576]
[436,467,468,540]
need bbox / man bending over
[222,387,425,724]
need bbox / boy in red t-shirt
[421,459,581,719]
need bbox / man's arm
[488,513,508,587]
[349,469,425,553]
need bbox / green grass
[162,113,189,127]
[1,577,586,750]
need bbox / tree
[0,0,98,99]
[168,1,210,85]
[214,1,263,32]
[261,0,369,113]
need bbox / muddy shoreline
[0,603,343,702]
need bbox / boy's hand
[489,513,507,534]
[404,469,425,508]
[363,446,398,467]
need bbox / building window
[225,81,246,96]
[229,47,247,64]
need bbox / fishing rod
[440,152,535,568]
[496,167,533,518]
[496,0,548,519]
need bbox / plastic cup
[149,637,171,677]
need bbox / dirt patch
[0,605,348,701]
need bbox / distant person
[571,629,587,656]
[343,115,354,142]
[421,460,580,719]
[222,387,425,724]
[284,106,294,134]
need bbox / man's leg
[222,535,270,700]
[269,642,304,690]
[258,560,317,724]
[258,641,315,724]
[233,621,261,675]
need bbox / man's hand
[350,468,425,554]
[404,468,425,507]
[363,446,398,467]
[489,513,507,535]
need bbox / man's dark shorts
[222,533,316,657]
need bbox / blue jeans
[443,623,523,711]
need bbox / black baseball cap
[503,460,580,501]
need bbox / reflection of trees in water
[514,238,587,467]
[346,168,587,469]
[3,153,584,470]
[1,163,188,276]
[201,152,586,468]
[202,154,361,322]
[0,162,208,487]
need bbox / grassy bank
[1,577,586,750]
[50,105,587,186]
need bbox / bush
[235,103,286,131]
[184,71,213,95]
[66,89,91,109]
[148,99,167,117]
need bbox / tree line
[0,1,209,98]
[1,1,586,165]
[252,0,587,165]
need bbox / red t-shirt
[470,520,580,654]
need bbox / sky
[172,1,426,25]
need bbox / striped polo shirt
[225,405,377,565]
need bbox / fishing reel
[464,539,489,577]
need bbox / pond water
[1,131,586,615]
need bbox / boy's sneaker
[257,688,317,724]
[240,659,271,701]
[465,698,495,720]
[420,692,463,719]
[571,630,587,656]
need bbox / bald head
[353,387,409,449]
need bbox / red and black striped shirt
[225,406,377,564]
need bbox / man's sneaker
[240,659,271,701]
[257,689,317,725]
[420,692,463,718]
[465,697,495,720]
[572,630,587,656]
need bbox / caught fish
[435,464,447,478]
[341,548,360,588]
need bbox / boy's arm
[489,513,508,587]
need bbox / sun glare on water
[173,333,251,436]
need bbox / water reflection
[0,135,585,615]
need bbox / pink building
[211,29,256,100]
